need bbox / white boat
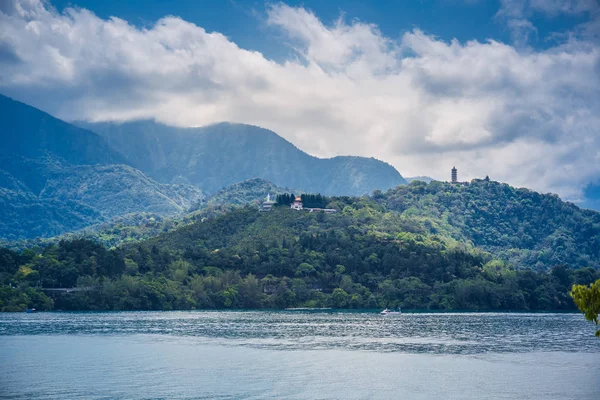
[380,308,401,315]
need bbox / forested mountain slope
[3,178,289,249]
[0,95,124,166]
[374,180,600,269]
[7,176,600,271]
[2,202,598,312]
[81,120,407,195]
[0,95,204,240]
[0,157,204,240]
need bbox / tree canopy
[570,279,600,337]
[1,201,598,311]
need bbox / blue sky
[48,1,506,53]
[49,0,592,55]
[1,0,599,203]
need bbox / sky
[1,0,599,203]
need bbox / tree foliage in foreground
[570,279,600,337]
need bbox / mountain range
[3,92,600,246]
[79,120,406,195]
[0,95,204,239]
[0,95,407,240]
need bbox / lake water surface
[1,311,599,399]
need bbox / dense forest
[374,180,600,269]
[1,181,599,311]
[2,179,290,251]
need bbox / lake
[1,311,599,399]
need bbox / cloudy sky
[1,0,599,203]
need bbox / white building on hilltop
[260,193,276,212]
[290,196,303,210]
[290,195,337,214]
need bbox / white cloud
[1,0,599,202]
[266,3,398,74]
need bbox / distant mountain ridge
[80,120,407,195]
[0,95,204,240]
[0,94,407,240]
[582,182,600,211]
[0,95,125,166]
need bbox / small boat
[380,308,401,315]
[25,308,36,313]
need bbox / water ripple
[0,311,597,354]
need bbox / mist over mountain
[80,120,407,195]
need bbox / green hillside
[2,180,599,311]
[2,178,287,250]
[375,180,600,269]
[0,156,204,240]
[195,178,292,210]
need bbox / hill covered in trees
[192,178,292,210]
[2,180,599,312]
[374,180,600,269]
[0,156,204,241]
[3,178,291,251]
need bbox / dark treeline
[1,204,598,312]
[301,194,329,208]
[276,193,296,206]
[276,193,329,208]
